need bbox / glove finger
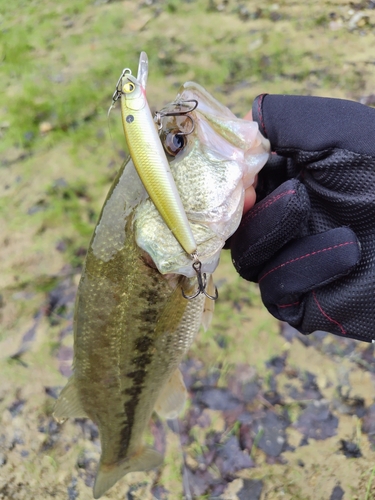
[258,227,361,322]
[231,179,310,281]
[253,94,375,157]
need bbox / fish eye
[123,82,135,93]
[162,130,187,156]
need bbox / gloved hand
[230,94,375,342]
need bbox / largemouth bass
[53,66,270,498]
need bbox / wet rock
[175,405,204,444]
[57,345,73,377]
[311,330,329,342]
[295,401,338,440]
[8,399,26,417]
[262,390,283,406]
[253,410,289,457]
[214,333,228,348]
[0,432,15,451]
[184,467,215,497]
[151,484,169,499]
[10,310,43,359]
[208,481,227,498]
[332,387,365,417]
[193,387,243,411]
[267,374,278,392]
[200,368,221,387]
[180,358,204,390]
[215,435,254,476]
[299,436,309,447]
[362,403,375,446]
[329,484,345,500]
[76,449,98,488]
[127,482,150,499]
[266,355,286,375]
[339,440,362,458]
[321,337,357,358]
[281,322,299,342]
[196,409,211,428]
[75,419,99,442]
[239,423,253,451]
[39,417,61,451]
[44,386,61,400]
[238,411,253,425]
[77,449,98,469]
[300,371,322,399]
[241,381,260,402]
[12,429,24,446]
[67,477,78,500]
[288,371,322,401]
[0,452,7,467]
[47,278,76,325]
[237,479,263,500]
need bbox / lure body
[120,53,197,257]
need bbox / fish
[53,55,270,499]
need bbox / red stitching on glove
[245,189,295,220]
[312,290,346,335]
[258,241,357,283]
[277,301,300,308]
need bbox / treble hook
[182,257,218,301]
[108,68,132,115]
[154,99,198,132]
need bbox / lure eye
[162,130,187,156]
[123,82,135,93]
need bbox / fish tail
[93,448,163,499]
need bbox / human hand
[231,94,375,342]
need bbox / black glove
[231,94,375,342]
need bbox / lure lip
[117,53,216,301]
[137,51,148,89]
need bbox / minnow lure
[113,52,197,257]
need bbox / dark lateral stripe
[117,295,161,459]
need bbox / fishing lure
[111,52,217,300]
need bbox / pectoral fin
[53,377,88,423]
[154,368,187,419]
[93,448,163,499]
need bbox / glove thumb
[231,179,310,281]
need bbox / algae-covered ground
[2,0,375,499]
